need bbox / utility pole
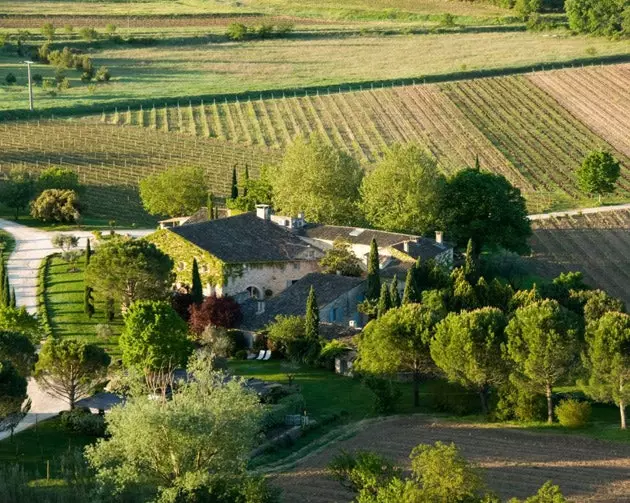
[24,60,34,112]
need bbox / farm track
[529,210,630,306]
[271,415,630,503]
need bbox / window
[246,286,262,299]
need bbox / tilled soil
[271,416,630,502]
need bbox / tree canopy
[576,150,621,201]
[440,168,531,255]
[565,0,628,35]
[34,338,110,408]
[0,331,36,377]
[271,135,363,225]
[360,143,445,235]
[30,189,82,223]
[0,361,27,420]
[0,169,36,219]
[319,239,363,277]
[139,166,208,217]
[188,294,242,335]
[120,300,193,374]
[85,238,174,311]
[35,166,82,194]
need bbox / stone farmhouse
[149,204,454,310]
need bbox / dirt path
[271,416,630,502]
[528,203,630,221]
[0,219,152,441]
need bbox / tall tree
[9,288,15,309]
[377,283,391,319]
[0,168,36,219]
[0,361,27,426]
[120,300,193,376]
[207,192,215,220]
[0,331,37,377]
[84,286,95,318]
[463,238,477,282]
[231,165,239,200]
[402,265,419,305]
[505,300,581,423]
[85,238,174,311]
[271,135,363,225]
[85,238,92,267]
[431,308,507,414]
[365,239,381,301]
[243,165,250,196]
[35,166,81,193]
[34,338,111,409]
[360,143,445,235]
[390,275,401,308]
[356,304,442,407]
[1,273,9,308]
[582,312,630,429]
[576,150,621,202]
[188,294,242,335]
[190,258,203,305]
[305,286,319,341]
[139,166,208,217]
[440,169,531,255]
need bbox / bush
[555,399,591,428]
[78,27,98,42]
[493,383,547,422]
[95,66,110,82]
[32,73,43,85]
[30,189,81,223]
[261,393,305,431]
[5,73,16,85]
[362,375,401,414]
[226,23,248,41]
[318,339,349,369]
[188,294,242,335]
[60,408,106,437]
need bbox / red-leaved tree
[188,294,242,335]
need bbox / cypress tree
[243,165,249,197]
[9,287,16,308]
[231,166,239,200]
[390,274,401,308]
[402,264,419,305]
[365,238,381,301]
[84,286,95,318]
[85,238,92,267]
[2,272,9,307]
[305,286,319,340]
[474,154,481,171]
[0,258,5,304]
[376,283,391,318]
[464,238,477,282]
[207,193,215,221]
[191,258,203,305]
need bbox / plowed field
[272,416,630,502]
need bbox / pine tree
[366,238,381,301]
[9,287,16,308]
[305,286,319,340]
[377,283,392,318]
[231,166,239,200]
[84,286,95,318]
[390,274,401,308]
[243,165,249,197]
[191,258,203,305]
[85,238,92,267]
[464,238,477,282]
[207,192,215,220]
[402,265,418,305]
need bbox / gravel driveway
[0,218,152,440]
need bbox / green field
[43,254,123,357]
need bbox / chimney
[435,231,444,245]
[256,204,271,221]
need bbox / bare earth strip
[271,416,630,503]
[528,210,630,306]
[528,64,630,159]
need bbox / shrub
[78,27,98,42]
[41,23,55,42]
[256,23,274,38]
[37,42,51,62]
[188,294,242,335]
[95,66,110,82]
[234,349,248,360]
[328,450,401,496]
[31,73,43,85]
[105,24,117,36]
[555,399,591,428]
[318,339,350,369]
[428,380,480,416]
[226,23,248,41]
[5,73,16,85]
[362,375,401,413]
[493,383,547,422]
[60,408,106,437]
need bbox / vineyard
[0,121,277,224]
[92,66,630,212]
[529,209,630,306]
[271,416,630,502]
[528,64,630,159]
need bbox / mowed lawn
[45,255,123,357]
[2,30,629,114]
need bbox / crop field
[528,64,630,159]
[528,210,630,307]
[93,66,630,212]
[271,416,630,502]
[0,121,277,223]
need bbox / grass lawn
[44,254,123,358]
[1,28,629,115]
[0,418,96,480]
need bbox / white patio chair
[255,350,265,360]
[263,350,272,361]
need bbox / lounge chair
[255,350,265,360]
[263,350,272,361]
